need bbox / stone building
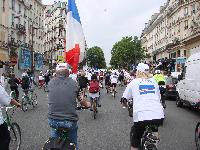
[0,0,45,75]
[43,1,67,69]
[141,0,200,72]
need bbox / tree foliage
[110,36,146,69]
[86,46,106,68]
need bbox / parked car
[164,77,178,100]
[176,52,200,109]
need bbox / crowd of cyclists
[0,62,198,150]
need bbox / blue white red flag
[65,0,85,73]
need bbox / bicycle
[21,89,38,112]
[43,128,76,150]
[10,90,17,100]
[111,85,117,98]
[195,122,200,150]
[140,125,159,150]
[1,106,21,150]
[91,97,98,119]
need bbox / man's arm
[0,85,21,107]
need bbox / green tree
[86,46,106,68]
[110,36,146,69]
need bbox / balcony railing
[16,24,26,34]
[8,38,18,48]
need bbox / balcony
[8,38,18,48]
[16,24,26,34]
[0,41,8,49]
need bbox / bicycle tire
[21,97,28,112]
[9,122,21,150]
[195,122,200,150]
[44,85,49,92]
[31,93,38,107]
[93,99,97,119]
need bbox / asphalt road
[7,86,200,150]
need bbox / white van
[176,52,200,109]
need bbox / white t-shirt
[122,77,164,122]
[111,74,118,83]
[0,84,11,125]
[87,73,92,81]
[38,75,44,80]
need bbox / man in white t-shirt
[87,71,92,81]
[110,72,118,95]
[122,63,164,150]
[0,83,21,150]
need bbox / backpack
[89,80,99,93]
[21,76,30,89]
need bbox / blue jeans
[48,118,78,149]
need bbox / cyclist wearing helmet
[153,70,166,108]
[122,63,164,150]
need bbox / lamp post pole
[31,25,34,73]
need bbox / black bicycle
[140,125,159,150]
[195,122,200,150]
[43,127,76,150]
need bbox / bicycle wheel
[93,100,97,119]
[9,122,21,150]
[44,85,49,92]
[21,97,28,112]
[195,122,200,150]
[31,93,38,107]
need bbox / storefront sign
[18,48,32,69]
[35,53,43,70]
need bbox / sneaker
[98,104,101,107]
[90,108,93,111]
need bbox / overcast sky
[42,0,165,64]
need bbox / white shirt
[122,77,164,122]
[111,74,118,83]
[38,75,44,80]
[87,73,92,81]
[0,84,11,125]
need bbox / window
[184,50,187,57]
[19,4,21,13]
[177,50,181,57]
[12,14,15,26]
[184,20,188,29]
[191,4,195,14]
[12,0,15,10]
[3,0,5,12]
[184,7,188,16]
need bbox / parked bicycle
[1,106,21,150]
[140,125,159,150]
[43,127,76,150]
[195,122,200,150]
[21,89,38,112]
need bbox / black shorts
[0,123,10,150]
[111,83,117,87]
[105,80,111,86]
[130,119,163,148]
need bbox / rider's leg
[130,122,145,150]
[48,119,78,149]
[0,123,10,150]
[15,87,19,100]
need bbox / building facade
[0,0,45,75]
[141,0,200,71]
[43,1,67,69]
[0,0,10,74]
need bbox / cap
[56,63,69,71]
[136,63,149,73]
[155,70,161,74]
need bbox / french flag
[65,0,85,73]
